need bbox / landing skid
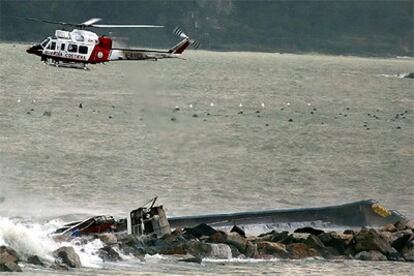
[44,59,89,70]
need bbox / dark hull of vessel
[168,199,404,229]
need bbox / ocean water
[0,43,413,274]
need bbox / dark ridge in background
[0,0,413,57]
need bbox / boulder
[230,225,246,238]
[294,227,324,236]
[27,255,44,266]
[161,241,232,259]
[401,240,414,262]
[184,224,217,239]
[354,250,387,261]
[0,246,20,264]
[0,261,22,272]
[98,246,122,262]
[394,219,409,231]
[280,233,325,250]
[256,241,289,258]
[286,243,320,259]
[98,233,118,245]
[380,224,397,233]
[318,232,353,254]
[404,72,414,79]
[391,233,414,252]
[208,231,256,257]
[353,228,395,255]
[53,246,81,268]
[0,246,22,272]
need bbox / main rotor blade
[91,24,164,28]
[81,18,102,26]
[24,17,76,27]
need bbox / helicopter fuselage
[27,29,112,64]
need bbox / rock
[401,240,414,262]
[406,220,414,231]
[294,227,325,236]
[280,233,324,249]
[354,250,387,261]
[288,118,293,122]
[161,241,232,259]
[79,103,83,108]
[53,246,81,268]
[404,72,414,79]
[381,223,397,233]
[257,230,289,243]
[0,246,20,264]
[192,114,198,118]
[209,231,255,257]
[230,225,246,238]
[98,233,118,245]
[27,255,44,266]
[318,232,353,254]
[353,228,395,255]
[391,233,414,252]
[170,117,176,121]
[184,224,217,239]
[0,246,22,272]
[0,261,22,272]
[394,219,409,231]
[43,111,51,117]
[286,243,320,259]
[245,242,258,258]
[256,241,289,258]
[98,246,122,262]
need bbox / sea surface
[0,43,413,275]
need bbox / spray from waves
[0,216,104,268]
[378,72,412,79]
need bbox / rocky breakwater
[109,219,414,263]
[2,219,414,272]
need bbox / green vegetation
[0,0,412,56]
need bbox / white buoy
[239,103,243,108]
[32,99,36,103]
[210,102,214,107]
[287,102,290,106]
[17,98,21,103]
[189,104,193,108]
[307,103,311,106]
[261,103,265,108]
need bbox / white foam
[0,216,105,268]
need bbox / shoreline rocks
[2,219,413,271]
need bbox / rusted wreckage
[53,197,405,239]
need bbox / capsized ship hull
[168,199,404,229]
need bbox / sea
[0,43,413,275]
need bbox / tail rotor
[173,27,200,49]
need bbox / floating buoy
[287,102,290,106]
[189,104,193,108]
[210,102,214,107]
[307,103,311,106]
[261,103,265,108]
[17,98,21,103]
[239,103,243,108]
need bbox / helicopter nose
[26,45,42,56]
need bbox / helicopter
[25,18,200,69]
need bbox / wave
[0,216,104,268]
[378,72,412,79]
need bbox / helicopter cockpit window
[61,44,65,51]
[79,46,88,54]
[68,44,77,53]
[48,41,56,50]
[41,38,50,48]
